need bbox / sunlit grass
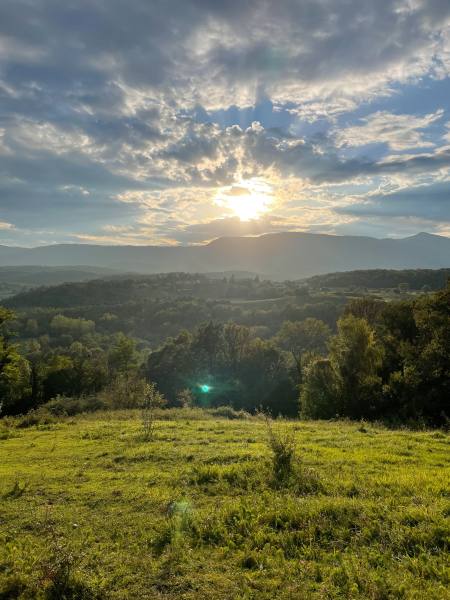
[0,412,448,599]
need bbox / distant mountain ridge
[1,232,449,280]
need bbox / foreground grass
[0,411,449,599]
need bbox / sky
[1,0,450,247]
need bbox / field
[1,411,449,599]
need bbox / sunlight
[215,178,273,221]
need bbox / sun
[215,178,273,221]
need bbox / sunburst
[215,178,273,221]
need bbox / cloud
[175,216,284,243]
[337,181,450,223]
[335,110,445,151]
[1,1,450,244]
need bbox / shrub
[141,381,166,440]
[174,388,194,408]
[15,408,56,429]
[99,374,147,409]
[262,413,322,493]
[208,406,250,420]
[264,415,296,487]
[43,395,106,417]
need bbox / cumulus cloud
[1,0,450,244]
[0,221,13,230]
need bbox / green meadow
[1,411,449,599]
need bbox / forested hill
[305,268,450,290]
[6,267,450,310]
[4,273,288,309]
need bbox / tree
[300,358,338,419]
[41,354,76,400]
[108,333,140,377]
[300,315,383,420]
[382,283,450,424]
[344,297,385,325]
[192,321,225,372]
[277,318,330,378]
[50,314,95,339]
[223,323,251,374]
[329,315,383,418]
[238,338,296,415]
[146,330,194,403]
[0,308,31,413]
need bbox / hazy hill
[0,265,121,286]
[0,265,123,300]
[1,232,449,280]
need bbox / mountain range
[1,232,449,280]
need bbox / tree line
[1,282,449,426]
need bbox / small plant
[263,413,296,487]
[357,419,368,433]
[3,479,27,499]
[38,532,101,599]
[141,381,166,440]
[209,406,250,420]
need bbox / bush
[174,388,194,408]
[15,409,56,429]
[43,395,106,417]
[208,406,250,420]
[98,374,147,409]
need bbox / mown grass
[0,411,449,599]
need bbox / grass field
[0,410,449,599]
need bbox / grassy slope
[0,412,449,599]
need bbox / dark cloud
[0,150,146,190]
[241,124,450,184]
[337,183,450,222]
[0,181,144,230]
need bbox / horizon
[1,2,450,246]
[0,229,447,250]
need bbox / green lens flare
[200,384,211,393]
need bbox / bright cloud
[335,110,445,151]
[1,0,450,245]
